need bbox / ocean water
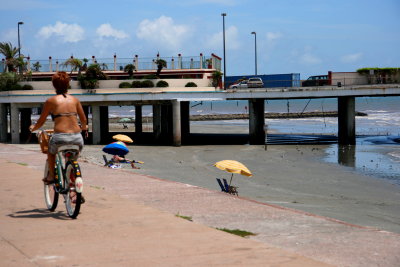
[109,96,400,185]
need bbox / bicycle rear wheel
[43,160,59,211]
[65,161,82,218]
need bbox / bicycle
[38,130,84,219]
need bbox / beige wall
[331,72,368,86]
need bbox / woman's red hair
[52,71,70,95]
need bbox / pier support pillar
[135,105,142,134]
[153,104,162,142]
[10,103,19,144]
[338,96,356,145]
[249,99,265,145]
[91,105,101,145]
[161,104,173,143]
[0,104,8,142]
[99,106,109,143]
[20,108,32,142]
[172,100,181,146]
[181,101,190,143]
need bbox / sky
[0,0,399,79]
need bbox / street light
[251,31,257,75]
[18,22,24,58]
[221,13,226,90]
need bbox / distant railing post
[134,55,138,70]
[178,54,182,69]
[113,54,117,71]
[56,61,59,72]
[199,53,203,69]
[190,58,194,69]
[27,56,31,72]
[92,56,95,64]
[49,56,52,72]
[171,57,175,69]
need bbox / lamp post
[17,22,24,73]
[17,22,24,58]
[251,31,257,75]
[221,13,226,89]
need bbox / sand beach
[24,121,399,234]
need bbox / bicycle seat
[57,145,80,152]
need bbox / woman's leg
[45,152,56,182]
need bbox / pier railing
[1,54,221,73]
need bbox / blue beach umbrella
[102,141,129,156]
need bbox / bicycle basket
[37,130,53,154]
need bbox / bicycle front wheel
[43,160,59,211]
[65,161,82,219]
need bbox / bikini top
[51,112,78,120]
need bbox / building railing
[1,53,221,73]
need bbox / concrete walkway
[1,144,399,266]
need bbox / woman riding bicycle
[29,71,88,184]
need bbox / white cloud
[136,16,190,50]
[37,21,84,43]
[266,32,283,42]
[294,46,322,65]
[96,24,128,39]
[300,53,322,64]
[1,29,17,43]
[207,26,240,50]
[341,52,363,63]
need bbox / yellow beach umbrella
[214,160,252,188]
[214,160,252,177]
[113,134,133,143]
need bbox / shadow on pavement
[8,208,70,220]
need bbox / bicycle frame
[54,148,81,194]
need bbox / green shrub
[0,72,20,91]
[141,80,154,88]
[131,81,142,88]
[21,84,34,90]
[10,84,22,90]
[78,64,108,89]
[156,80,169,87]
[143,74,157,79]
[119,82,132,88]
[185,82,197,87]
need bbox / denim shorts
[48,132,84,155]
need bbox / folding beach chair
[216,178,238,195]
[216,178,228,192]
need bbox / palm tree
[100,63,108,71]
[32,61,42,72]
[81,58,89,71]
[0,42,19,72]
[155,59,167,77]
[211,71,223,89]
[62,58,83,74]
[123,64,135,77]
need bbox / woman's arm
[29,99,52,132]
[76,100,87,130]
[76,100,88,138]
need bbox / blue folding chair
[216,178,228,192]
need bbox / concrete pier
[0,84,399,146]
[249,99,265,145]
[338,96,356,145]
[172,100,181,146]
